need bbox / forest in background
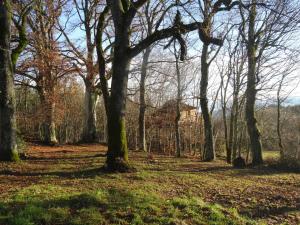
[1,0,300,224]
[1,0,298,170]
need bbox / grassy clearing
[0,144,299,225]
[0,184,254,225]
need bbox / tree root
[102,158,137,173]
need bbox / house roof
[155,99,197,114]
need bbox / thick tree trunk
[200,44,215,161]
[82,80,98,143]
[0,1,19,161]
[246,55,263,166]
[39,91,58,145]
[106,43,130,171]
[245,2,263,166]
[138,47,151,152]
[42,102,57,145]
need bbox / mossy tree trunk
[106,44,130,170]
[104,2,132,170]
[245,1,263,165]
[0,0,19,161]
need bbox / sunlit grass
[263,150,280,161]
[0,144,298,225]
[0,184,254,225]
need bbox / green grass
[0,184,254,225]
[0,144,298,225]
[263,151,280,161]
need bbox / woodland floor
[0,144,299,225]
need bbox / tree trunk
[175,53,181,158]
[138,47,151,152]
[82,80,98,143]
[231,80,240,161]
[39,91,58,145]
[222,102,230,163]
[220,77,231,163]
[0,1,19,161]
[200,44,215,161]
[42,102,57,145]
[105,43,130,171]
[245,1,263,165]
[277,77,284,159]
[229,87,238,161]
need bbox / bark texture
[0,1,19,161]
[245,1,263,165]
[106,48,130,171]
[175,53,181,158]
[138,48,151,152]
[82,80,98,143]
[39,89,58,145]
[277,81,284,158]
[200,44,215,161]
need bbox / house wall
[180,109,198,122]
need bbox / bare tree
[185,0,240,161]
[174,46,182,158]
[240,0,300,165]
[59,0,106,143]
[97,0,225,171]
[137,0,178,152]
[16,0,73,145]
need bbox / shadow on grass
[0,164,295,180]
[147,161,299,176]
[146,165,231,173]
[25,153,106,161]
[0,167,104,179]
[240,205,300,220]
[0,187,256,225]
[232,166,300,176]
